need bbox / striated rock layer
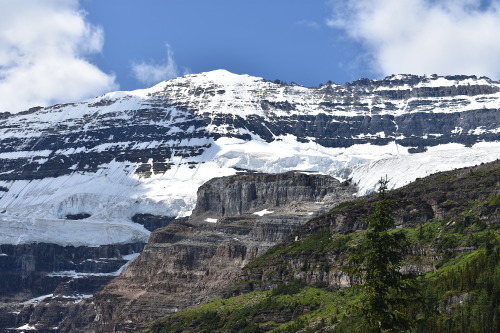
[58,172,356,332]
[0,242,144,331]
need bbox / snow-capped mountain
[1,69,499,246]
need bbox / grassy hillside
[146,161,500,333]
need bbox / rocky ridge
[240,160,500,292]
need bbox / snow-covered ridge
[146,70,500,118]
[0,70,499,246]
[2,70,499,135]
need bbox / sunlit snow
[1,71,500,247]
[253,209,274,216]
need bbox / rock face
[241,160,500,292]
[0,242,144,331]
[192,172,350,217]
[62,172,355,332]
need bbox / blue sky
[2,0,500,112]
[81,0,367,89]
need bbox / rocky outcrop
[0,242,144,331]
[240,160,500,291]
[192,172,350,217]
[130,214,175,232]
[0,243,144,297]
[63,172,355,332]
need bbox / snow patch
[204,218,218,223]
[16,323,37,330]
[22,294,53,305]
[253,209,274,216]
[122,253,140,261]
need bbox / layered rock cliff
[0,242,144,331]
[192,172,350,217]
[57,172,355,332]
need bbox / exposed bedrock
[61,172,355,332]
[239,160,500,294]
[191,171,351,217]
[0,242,144,331]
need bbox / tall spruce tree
[349,178,417,333]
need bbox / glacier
[0,70,499,246]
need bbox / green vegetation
[414,245,500,333]
[148,285,358,333]
[147,236,499,333]
[347,179,418,332]
[146,163,500,333]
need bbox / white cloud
[0,0,118,113]
[131,44,180,85]
[296,20,321,30]
[328,0,500,78]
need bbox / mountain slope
[0,70,500,331]
[1,70,500,246]
[147,160,500,333]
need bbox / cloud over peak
[131,44,180,86]
[0,0,117,113]
[329,0,500,79]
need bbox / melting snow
[22,294,53,305]
[47,270,120,278]
[17,323,37,330]
[122,253,140,261]
[253,209,274,216]
[204,218,218,223]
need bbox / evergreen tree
[349,178,417,333]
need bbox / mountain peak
[182,69,262,86]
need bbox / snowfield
[1,137,498,246]
[1,70,500,246]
